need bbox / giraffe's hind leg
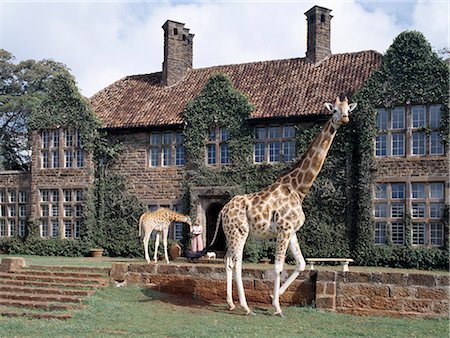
[225,254,235,311]
[279,234,306,296]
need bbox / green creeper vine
[351,31,449,268]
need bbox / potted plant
[89,248,104,258]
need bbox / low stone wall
[110,263,449,319]
[110,263,315,306]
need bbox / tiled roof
[91,51,381,129]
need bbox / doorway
[206,202,226,252]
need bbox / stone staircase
[0,261,110,320]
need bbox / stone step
[0,298,83,311]
[0,290,84,304]
[0,278,103,290]
[0,272,107,286]
[0,309,72,320]
[0,284,94,296]
[27,265,110,275]
[13,269,106,279]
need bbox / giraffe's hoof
[229,304,235,311]
[273,311,285,318]
[246,310,256,316]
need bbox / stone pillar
[315,270,337,311]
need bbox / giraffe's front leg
[162,227,170,264]
[279,234,305,296]
[143,230,152,264]
[153,233,160,264]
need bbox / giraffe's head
[325,96,357,126]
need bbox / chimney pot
[305,6,332,63]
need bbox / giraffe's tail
[184,210,222,259]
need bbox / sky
[1,1,448,98]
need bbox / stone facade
[108,131,185,206]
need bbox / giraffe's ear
[325,102,334,111]
[348,102,357,113]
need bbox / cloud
[2,1,447,97]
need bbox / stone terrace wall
[110,263,315,306]
[110,263,449,319]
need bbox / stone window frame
[39,188,83,239]
[373,180,446,246]
[39,128,85,169]
[147,202,185,241]
[205,127,230,166]
[149,130,185,167]
[253,124,296,164]
[375,104,445,158]
[0,188,28,238]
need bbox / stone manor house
[0,6,448,251]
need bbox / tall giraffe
[211,97,356,316]
[139,208,192,264]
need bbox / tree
[0,49,68,170]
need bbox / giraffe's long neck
[168,210,187,223]
[277,118,339,200]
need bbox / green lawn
[0,285,447,337]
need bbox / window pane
[375,134,387,156]
[41,220,49,237]
[283,141,295,162]
[268,126,281,139]
[430,223,443,246]
[254,143,265,163]
[64,220,72,238]
[391,133,405,156]
[391,183,405,199]
[430,132,444,155]
[76,150,84,168]
[430,105,441,128]
[52,190,59,202]
[175,146,185,166]
[375,184,387,199]
[41,190,49,202]
[208,130,216,141]
[207,144,216,165]
[9,191,16,203]
[162,147,172,166]
[42,151,49,168]
[391,203,404,218]
[52,130,60,148]
[41,131,49,148]
[65,150,73,168]
[374,203,387,218]
[150,148,160,167]
[64,205,72,217]
[430,182,444,199]
[391,222,404,245]
[412,203,426,218]
[220,144,229,165]
[255,127,266,140]
[411,183,425,199]
[64,130,73,147]
[175,132,184,144]
[220,128,230,141]
[269,142,281,162]
[430,203,444,219]
[150,133,161,145]
[411,106,426,128]
[391,107,405,129]
[376,109,388,130]
[76,130,82,147]
[374,222,387,245]
[283,125,295,138]
[411,132,426,155]
[162,132,172,145]
[52,220,59,238]
[412,223,426,245]
[52,150,60,168]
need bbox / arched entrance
[206,202,226,252]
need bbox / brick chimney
[304,6,332,63]
[162,20,194,86]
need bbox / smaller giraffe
[139,208,192,264]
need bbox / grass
[0,254,448,337]
[0,285,448,337]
